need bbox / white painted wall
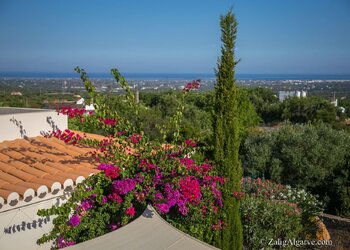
[0,192,71,250]
[0,108,67,142]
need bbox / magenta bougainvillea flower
[69,215,80,227]
[109,222,121,231]
[97,163,120,179]
[212,219,224,231]
[125,206,135,217]
[156,203,170,214]
[179,176,202,204]
[57,237,75,248]
[107,193,123,203]
[183,80,200,92]
[58,106,85,118]
[99,117,118,126]
[129,133,142,144]
[80,199,94,211]
[113,178,137,195]
[51,129,82,145]
[101,196,108,204]
[184,139,197,147]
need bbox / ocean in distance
[1,72,350,81]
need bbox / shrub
[241,196,303,250]
[240,178,324,249]
[37,68,225,249]
[242,123,350,216]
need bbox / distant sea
[1,72,350,81]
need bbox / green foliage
[70,67,136,136]
[339,99,350,118]
[241,196,303,250]
[111,69,142,132]
[242,123,350,216]
[248,87,281,124]
[282,96,337,124]
[213,10,243,250]
[241,178,324,249]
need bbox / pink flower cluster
[97,163,120,179]
[79,199,94,211]
[241,177,285,199]
[125,206,135,217]
[183,79,200,92]
[139,158,155,171]
[99,117,118,126]
[129,133,142,144]
[180,157,212,174]
[69,215,80,227]
[57,237,75,248]
[51,129,82,145]
[58,106,86,118]
[113,178,137,195]
[184,139,197,147]
[232,191,245,200]
[179,176,202,204]
[154,183,188,215]
[212,219,225,231]
[107,193,123,203]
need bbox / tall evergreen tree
[213,10,243,250]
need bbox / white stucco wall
[0,108,67,142]
[0,191,71,250]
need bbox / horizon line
[1,72,350,76]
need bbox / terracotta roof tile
[1,183,33,196]
[0,179,10,188]
[0,133,102,211]
[16,164,49,178]
[0,171,23,184]
[0,153,11,162]
[30,177,60,189]
[31,162,61,175]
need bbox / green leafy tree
[248,87,282,124]
[213,10,243,250]
[281,96,337,124]
[242,123,350,216]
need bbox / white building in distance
[279,90,307,102]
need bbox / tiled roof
[0,133,103,210]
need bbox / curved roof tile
[0,134,102,211]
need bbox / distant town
[1,77,350,100]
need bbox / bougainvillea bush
[37,68,224,249]
[240,177,324,249]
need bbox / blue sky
[0,0,349,74]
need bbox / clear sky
[0,0,349,74]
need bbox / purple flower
[57,237,75,249]
[153,167,163,185]
[101,196,108,204]
[109,222,121,231]
[80,199,93,211]
[135,173,145,183]
[164,184,180,207]
[157,203,170,214]
[69,215,80,227]
[154,191,163,200]
[112,178,137,195]
[177,199,188,215]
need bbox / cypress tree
[213,10,243,250]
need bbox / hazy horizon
[1,71,350,81]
